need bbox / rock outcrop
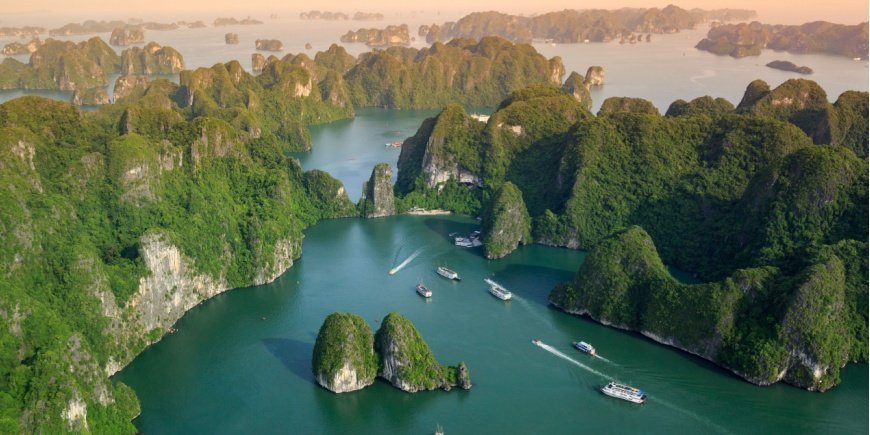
[112,75,150,101]
[561,71,592,109]
[120,42,184,75]
[224,32,239,44]
[481,182,531,259]
[340,24,410,47]
[302,170,359,219]
[359,163,395,218]
[312,313,378,393]
[255,39,284,52]
[583,66,604,88]
[109,27,145,46]
[71,87,110,105]
[766,60,813,75]
[374,312,471,392]
[2,38,42,55]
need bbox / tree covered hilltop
[394,79,867,391]
[696,20,869,59]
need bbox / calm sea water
[116,215,868,434]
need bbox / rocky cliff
[312,313,378,393]
[340,24,411,47]
[374,312,471,392]
[256,39,284,52]
[561,71,592,109]
[359,163,395,218]
[481,182,531,259]
[120,42,185,75]
[109,27,145,46]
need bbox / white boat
[436,266,461,281]
[454,237,474,247]
[572,341,597,356]
[600,382,646,404]
[532,339,541,345]
[416,282,432,298]
[485,278,512,300]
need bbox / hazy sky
[1,0,868,25]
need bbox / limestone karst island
[0,0,866,433]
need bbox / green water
[117,215,868,434]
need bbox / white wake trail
[535,342,609,378]
[388,247,424,275]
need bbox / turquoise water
[117,215,868,434]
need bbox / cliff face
[120,42,185,75]
[312,313,378,393]
[481,182,531,259]
[374,312,471,392]
[109,28,145,46]
[359,163,395,218]
[113,75,150,101]
[561,71,592,109]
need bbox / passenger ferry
[600,382,646,404]
[484,278,512,301]
[572,341,597,356]
[416,282,432,298]
[436,266,461,281]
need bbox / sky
[0,0,867,25]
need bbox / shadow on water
[262,338,314,382]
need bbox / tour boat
[454,237,474,247]
[385,140,402,148]
[572,341,597,356]
[416,282,432,298]
[485,278,512,301]
[600,382,646,404]
[436,266,461,281]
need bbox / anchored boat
[416,282,432,298]
[572,341,597,356]
[484,278,512,301]
[600,382,646,404]
[436,266,461,281]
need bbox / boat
[532,339,541,345]
[454,237,474,247]
[416,282,433,298]
[436,266,461,281]
[600,382,646,404]
[572,341,597,356]
[385,140,402,148]
[485,278,512,300]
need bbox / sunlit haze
[1,0,868,25]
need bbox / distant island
[255,39,284,51]
[1,38,42,55]
[418,6,756,43]
[213,17,263,26]
[300,10,385,21]
[340,25,410,47]
[766,60,813,74]
[0,26,46,38]
[696,20,869,59]
[49,19,180,36]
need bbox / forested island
[340,24,411,47]
[0,37,184,104]
[696,20,869,58]
[300,10,385,21]
[0,26,865,433]
[393,79,867,392]
[418,6,756,43]
[766,60,813,74]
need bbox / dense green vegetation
[395,79,867,390]
[312,313,378,391]
[374,312,470,392]
[481,182,531,259]
[0,93,356,431]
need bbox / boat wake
[534,342,609,378]
[595,355,613,364]
[388,247,423,275]
[648,396,731,434]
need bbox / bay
[116,214,869,434]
